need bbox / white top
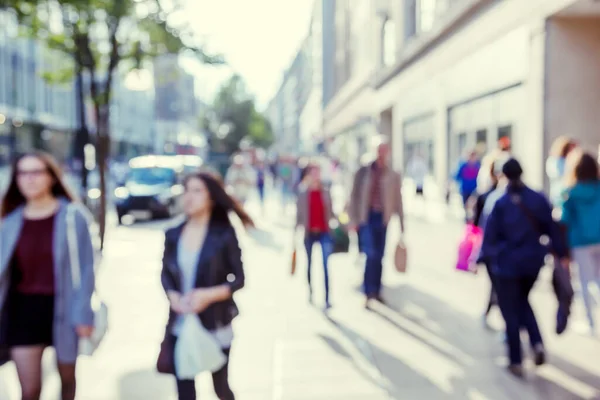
[407,157,428,187]
[172,234,234,348]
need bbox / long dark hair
[565,149,599,188]
[184,172,254,228]
[1,151,77,218]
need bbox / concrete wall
[545,17,600,156]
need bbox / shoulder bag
[66,204,109,356]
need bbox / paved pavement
[1,192,599,399]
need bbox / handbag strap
[511,194,542,235]
[66,204,82,290]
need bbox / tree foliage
[0,0,223,248]
[210,75,274,154]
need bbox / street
[1,194,599,400]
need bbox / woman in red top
[0,152,96,400]
[296,164,334,309]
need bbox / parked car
[114,155,203,224]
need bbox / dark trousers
[176,348,233,400]
[484,263,498,316]
[359,210,387,297]
[304,232,332,303]
[495,274,543,365]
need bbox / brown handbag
[291,248,297,275]
[156,331,175,374]
[395,241,408,273]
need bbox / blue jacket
[0,199,96,364]
[454,161,480,196]
[560,182,600,248]
[481,184,567,277]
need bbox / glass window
[405,0,417,40]
[0,45,5,105]
[418,0,438,33]
[382,19,396,67]
[10,52,19,107]
[476,129,487,153]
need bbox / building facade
[0,10,157,168]
[109,76,155,159]
[0,10,77,167]
[321,0,380,175]
[324,0,600,192]
[153,55,206,156]
[268,0,337,157]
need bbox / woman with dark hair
[0,152,96,400]
[559,150,600,336]
[481,158,568,377]
[296,164,334,309]
[160,172,253,400]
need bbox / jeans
[572,244,600,330]
[257,183,265,203]
[359,210,387,297]
[495,274,543,365]
[304,232,333,304]
[176,348,234,400]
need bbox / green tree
[1,0,222,248]
[210,75,274,154]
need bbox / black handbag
[156,331,175,375]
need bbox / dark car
[114,155,202,224]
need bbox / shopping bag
[174,315,226,379]
[291,248,297,275]
[395,241,408,273]
[331,225,350,254]
[456,224,483,272]
[552,260,574,335]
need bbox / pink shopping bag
[456,224,483,272]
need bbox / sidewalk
[0,196,598,399]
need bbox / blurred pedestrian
[0,151,96,400]
[406,149,429,196]
[160,172,253,400]
[225,154,256,205]
[348,141,405,307]
[255,161,267,209]
[559,150,600,337]
[480,158,568,377]
[471,153,505,327]
[546,136,577,206]
[296,164,334,309]
[454,150,481,213]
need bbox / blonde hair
[550,136,575,158]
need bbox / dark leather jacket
[161,220,245,331]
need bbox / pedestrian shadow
[322,315,514,399]
[370,284,600,399]
[117,369,175,400]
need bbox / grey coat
[0,198,95,364]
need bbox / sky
[182,0,315,110]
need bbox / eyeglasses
[17,169,49,178]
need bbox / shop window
[476,129,487,155]
[498,125,512,151]
[457,132,467,157]
[498,125,512,141]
